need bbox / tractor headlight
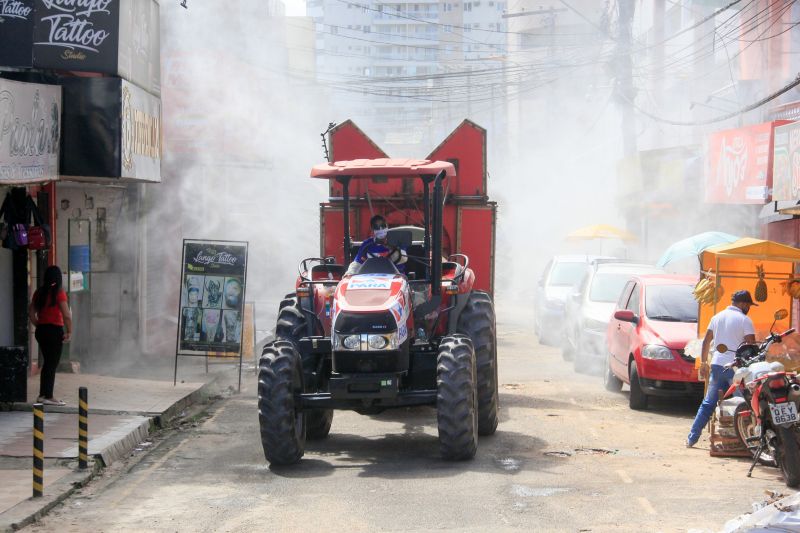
[343,335,361,350]
[368,335,388,350]
[335,332,399,351]
[642,344,673,360]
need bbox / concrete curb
[0,461,99,533]
[0,373,224,531]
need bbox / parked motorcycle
[718,309,800,487]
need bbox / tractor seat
[356,256,400,276]
[442,261,463,280]
[311,263,345,281]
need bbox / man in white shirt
[686,290,757,447]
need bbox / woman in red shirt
[28,266,72,406]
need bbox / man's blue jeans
[688,364,735,444]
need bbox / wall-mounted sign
[60,77,161,182]
[177,240,249,356]
[706,121,790,204]
[0,78,61,184]
[772,120,800,202]
[31,0,160,95]
[0,0,35,67]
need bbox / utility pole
[615,0,637,158]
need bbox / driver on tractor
[349,214,408,274]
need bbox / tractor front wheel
[436,335,478,461]
[457,291,499,436]
[258,341,306,465]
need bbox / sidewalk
[0,361,237,532]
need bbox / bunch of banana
[694,277,723,305]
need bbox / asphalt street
[24,311,794,532]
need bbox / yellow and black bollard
[78,387,88,469]
[33,403,44,498]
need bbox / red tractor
[258,121,498,465]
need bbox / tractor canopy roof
[311,158,456,180]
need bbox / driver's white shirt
[708,305,755,366]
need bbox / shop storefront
[0,78,61,399]
[765,120,800,246]
[53,76,161,368]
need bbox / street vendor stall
[696,238,800,457]
[698,238,799,339]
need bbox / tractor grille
[333,349,409,374]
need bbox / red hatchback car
[604,274,703,410]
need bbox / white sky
[284,0,306,16]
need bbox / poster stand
[173,239,248,392]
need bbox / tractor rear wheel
[275,297,333,440]
[258,341,306,465]
[456,291,499,436]
[306,409,334,440]
[436,335,478,461]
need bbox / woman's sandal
[41,398,66,406]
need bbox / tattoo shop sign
[31,0,161,95]
[0,0,35,67]
[177,240,249,356]
[0,78,61,184]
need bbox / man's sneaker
[685,438,697,448]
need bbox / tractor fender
[447,291,471,334]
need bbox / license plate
[769,402,799,425]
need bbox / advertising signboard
[706,121,790,204]
[60,77,161,182]
[772,120,800,202]
[0,0,35,67]
[31,0,160,95]
[0,78,61,184]
[176,240,248,356]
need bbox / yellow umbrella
[566,224,638,242]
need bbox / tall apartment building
[306,0,507,152]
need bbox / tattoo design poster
[177,240,248,355]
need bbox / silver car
[534,255,609,346]
[562,261,663,373]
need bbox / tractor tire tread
[456,291,499,436]
[258,341,305,465]
[437,335,478,461]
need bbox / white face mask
[374,228,388,240]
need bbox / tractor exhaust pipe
[431,169,445,295]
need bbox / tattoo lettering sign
[178,240,249,356]
[32,0,121,73]
[0,0,35,67]
[31,0,160,94]
[0,78,61,184]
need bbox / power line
[627,72,800,126]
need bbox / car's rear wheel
[572,337,588,374]
[628,360,648,410]
[603,354,623,392]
